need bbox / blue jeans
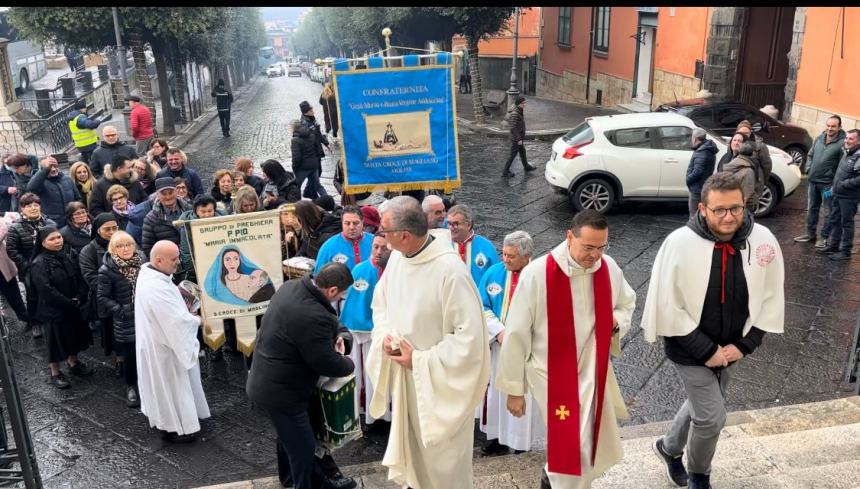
[827,197,859,253]
[295,167,327,199]
[805,182,832,239]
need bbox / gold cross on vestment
[555,405,571,421]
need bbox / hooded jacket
[807,130,846,185]
[89,165,147,216]
[722,154,757,208]
[26,167,81,228]
[832,145,860,200]
[686,139,718,194]
[90,140,137,179]
[662,211,765,365]
[291,125,321,173]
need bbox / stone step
[616,98,652,114]
[195,396,860,489]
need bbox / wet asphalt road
[5,73,859,488]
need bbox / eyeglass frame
[704,205,745,218]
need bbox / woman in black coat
[79,213,120,366]
[261,159,301,209]
[59,201,92,256]
[30,226,93,389]
[6,192,56,338]
[98,230,146,408]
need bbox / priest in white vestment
[135,240,210,442]
[497,211,636,489]
[366,196,490,489]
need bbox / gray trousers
[662,362,736,474]
[688,192,702,218]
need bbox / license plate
[551,151,557,160]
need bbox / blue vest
[452,234,500,286]
[478,262,515,322]
[340,259,382,332]
[313,232,374,274]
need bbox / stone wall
[536,68,633,108]
[651,69,703,108]
[789,102,860,137]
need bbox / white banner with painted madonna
[189,212,283,320]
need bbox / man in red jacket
[127,95,155,155]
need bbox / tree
[430,7,516,123]
[8,7,263,136]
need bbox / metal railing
[739,82,786,119]
[0,80,114,157]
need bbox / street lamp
[507,7,521,112]
[111,8,132,132]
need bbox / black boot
[481,438,510,456]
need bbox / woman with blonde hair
[233,184,261,214]
[98,230,147,407]
[69,161,96,206]
[107,184,134,230]
[319,82,339,139]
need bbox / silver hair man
[379,196,428,237]
[692,127,707,144]
[422,194,446,229]
[502,230,534,258]
[447,204,474,226]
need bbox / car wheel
[754,180,779,218]
[570,178,615,214]
[785,145,806,168]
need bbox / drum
[283,256,316,280]
[309,374,361,450]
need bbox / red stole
[546,254,613,476]
[455,232,475,262]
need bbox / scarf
[113,201,135,216]
[113,253,143,299]
[78,179,94,205]
[546,254,613,476]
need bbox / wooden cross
[555,405,570,421]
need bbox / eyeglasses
[706,205,745,218]
[111,196,127,202]
[580,243,610,254]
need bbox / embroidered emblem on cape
[486,282,503,296]
[475,252,488,268]
[333,253,348,264]
[755,243,776,267]
[353,279,369,291]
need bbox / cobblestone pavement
[7,73,859,488]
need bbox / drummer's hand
[389,338,414,370]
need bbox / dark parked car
[656,98,813,167]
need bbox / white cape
[366,230,490,489]
[496,242,636,488]
[641,223,785,342]
[135,264,210,435]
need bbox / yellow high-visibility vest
[68,114,98,148]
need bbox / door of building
[633,11,658,103]
[735,7,795,118]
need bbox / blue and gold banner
[333,54,460,193]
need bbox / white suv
[544,112,801,217]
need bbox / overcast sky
[260,7,308,22]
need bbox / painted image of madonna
[204,245,275,305]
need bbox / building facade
[537,7,859,134]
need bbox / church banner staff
[188,211,283,355]
[332,52,461,194]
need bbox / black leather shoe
[68,361,94,376]
[126,386,140,408]
[324,474,357,489]
[652,438,688,487]
[501,171,515,178]
[540,468,551,489]
[481,439,510,456]
[817,245,839,254]
[523,164,537,172]
[166,432,196,443]
[50,373,70,389]
[688,472,712,489]
[830,252,851,261]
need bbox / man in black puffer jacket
[247,263,356,489]
[819,129,860,261]
[142,178,192,261]
[89,126,137,179]
[686,128,718,217]
[291,119,324,201]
